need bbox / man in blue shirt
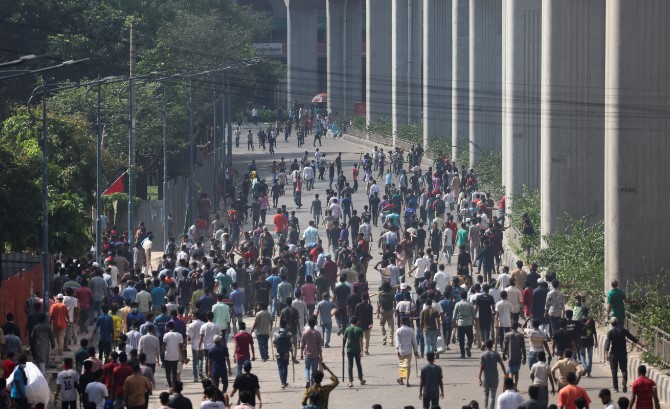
[126,302,146,330]
[151,279,167,314]
[121,284,137,303]
[208,335,231,392]
[10,356,29,409]
[266,270,282,318]
[341,195,352,224]
[230,283,245,334]
[92,307,114,360]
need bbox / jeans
[192,349,203,379]
[549,316,561,336]
[423,396,439,409]
[308,305,315,316]
[232,313,244,335]
[443,247,453,264]
[424,330,438,354]
[479,320,491,344]
[277,358,289,385]
[257,334,270,360]
[441,321,453,348]
[236,356,250,376]
[609,353,628,390]
[483,384,498,409]
[321,323,332,346]
[528,350,539,370]
[61,401,77,409]
[457,325,473,356]
[98,341,112,360]
[92,300,104,319]
[164,360,178,388]
[580,345,594,374]
[497,327,510,351]
[79,307,91,331]
[416,329,425,355]
[305,357,319,385]
[347,351,363,382]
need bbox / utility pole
[187,78,194,230]
[162,83,168,243]
[128,20,137,245]
[40,81,50,313]
[221,78,227,208]
[95,77,102,265]
[212,86,218,212]
[227,84,232,166]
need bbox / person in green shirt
[607,280,629,326]
[456,223,469,249]
[75,338,90,372]
[342,316,366,388]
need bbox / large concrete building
[275,0,670,288]
[604,0,670,289]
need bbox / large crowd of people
[0,109,660,409]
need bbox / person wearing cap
[604,316,641,393]
[208,334,232,392]
[231,360,262,408]
[50,293,70,354]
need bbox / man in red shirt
[110,352,133,408]
[233,321,255,376]
[273,209,288,238]
[631,365,659,409]
[103,351,119,391]
[75,279,93,334]
[558,372,591,409]
[50,294,70,354]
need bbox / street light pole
[162,82,169,243]
[95,78,102,265]
[40,80,50,313]
[187,78,194,231]
[212,86,218,212]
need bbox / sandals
[347,382,353,388]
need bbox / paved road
[144,131,620,409]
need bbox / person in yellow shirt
[118,300,132,334]
[302,362,339,408]
[110,306,123,347]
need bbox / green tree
[0,107,96,255]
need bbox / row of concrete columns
[284,0,670,287]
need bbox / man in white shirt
[187,313,206,380]
[63,288,79,346]
[126,325,141,350]
[138,324,160,374]
[395,317,419,385]
[302,221,320,249]
[497,266,511,289]
[84,370,109,409]
[369,182,380,197]
[162,321,184,388]
[303,165,314,191]
[495,291,513,351]
[329,200,342,219]
[505,278,523,323]
[496,377,524,409]
[433,264,450,294]
[198,311,222,374]
[413,252,431,280]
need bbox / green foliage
[534,216,605,320]
[396,123,423,146]
[426,137,452,159]
[474,150,504,198]
[351,115,367,132]
[508,187,541,254]
[0,107,96,255]
[101,193,142,225]
[368,118,392,138]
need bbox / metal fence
[626,312,670,367]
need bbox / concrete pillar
[366,0,392,124]
[392,0,409,142]
[392,0,422,141]
[345,0,363,115]
[451,0,469,162]
[423,0,452,149]
[328,0,363,120]
[540,0,605,237]
[468,0,502,167]
[604,0,670,288]
[327,0,345,117]
[285,0,319,107]
[502,0,541,209]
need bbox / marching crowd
[0,118,662,409]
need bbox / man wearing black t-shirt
[231,360,262,407]
[474,285,495,349]
[552,319,577,358]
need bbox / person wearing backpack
[273,320,294,389]
[377,280,397,345]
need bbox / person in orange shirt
[50,294,70,354]
[558,372,591,409]
[273,209,288,239]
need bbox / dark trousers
[98,341,112,360]
[277,357,289,385]
[164,360,178,387]
[442,321,453,347]
[609,353,628,390]
[211,374,229,392]
[423,396,439,409]
[497,327,510,351]
[347,351,363,381]
[62,401,77,409]
[457,325,473,356]
[257,334,269,360]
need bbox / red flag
[103,172,126,195]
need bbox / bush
[368,118,392,138]
[534,215,605,320]
[508,187,541,254]
[396,122,423,146]
[256,109,277,123]
[475,150,504,198]
[426,137,452,160]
